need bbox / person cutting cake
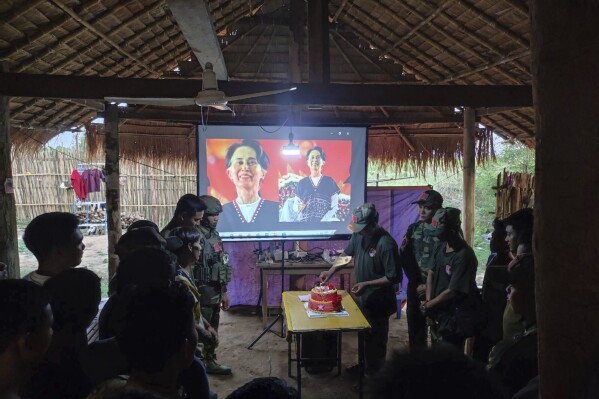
[320,203,402,376]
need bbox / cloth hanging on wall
[83,169,104,193]
[70,169,88,201]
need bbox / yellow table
[258,260,354,327]
[282,291,371,399]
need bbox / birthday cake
[308,284,343,313]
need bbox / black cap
[411,190,443,208]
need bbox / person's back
[372,348,507,399]
[99,248,176,340]
[26,268,101,399]
[226,377,298,399]
[0,280,53,399]
[88,284,203,399]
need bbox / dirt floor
[18,233,410,398]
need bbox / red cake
[308,284,343,313]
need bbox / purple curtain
[226,187,427,306]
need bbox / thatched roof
[1,0,534,173]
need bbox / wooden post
[0,63,19,278]
[288,0,304,83]
[462,107,475,246]
[104,103,121,280]
[307,0,330,83]
[531,2,599,398]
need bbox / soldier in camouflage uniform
[194,195,233,375]
[400,189,443,350]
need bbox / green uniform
[194,223,233,375]
[344,226,400,372]
[194,225,232,320]
[429,242,478,347]
[405,221,441,276]
[402,221,441,350]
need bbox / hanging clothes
[83,168,103,193]
[70,169,88,201]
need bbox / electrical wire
[259,117,288,134]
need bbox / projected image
[279,143,351,222]
[221,139,279,224]
[199,126,366,241]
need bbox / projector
[274,249,288,261]
[281,143,300,155]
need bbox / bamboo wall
[494,169,535,219]
[12,149,197,229]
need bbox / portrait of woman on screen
[280,146,340,222]
[220,139,279,226]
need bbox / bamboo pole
[105,103,121,280]
[462,107,476,246]
[0,62,19,278]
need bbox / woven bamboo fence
[11,149,197,229]
[494,169,535,219]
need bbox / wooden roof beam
[2,0,159,61]
[330,31,406,82]
[393,126,416,151]
[437,50,530,83]
[388,0,528,81]
[0,73,533,107]
[222,24,262,52]
[331,34,365,81]
[167,0,228,80]
[231,25,268,75]
[112,107,470,125]
[487,112,534,137]
[0,0,45,26]
[382,0,453,59]
[14,2,166,74]
[255,25,277,77]
[10,41,190,118]
[455,0,530,49]
[332,0,350,23]
[212,0,265,34]
[308,0,330,83]
[47,0,159,76]
[502,0,528,17]
[10,25,190,113]
[337,8,442,81]
[398,1,530,74]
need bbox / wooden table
[258,260,354,327]
[282,290,370,399]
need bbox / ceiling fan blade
[210,104,232,112]
[224,87,296,102]
[104,97,196,107]
[210,104,236,116]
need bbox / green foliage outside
[368,139,535,280]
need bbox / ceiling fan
[105,62,296,115]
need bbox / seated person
[99,248,176,340]
[26,268,102,399]
[87,284,199,399]
[0,280,53,399]
[22,212,85,286]
[226,377,298,399]
[372,348,507,399]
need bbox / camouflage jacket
[193,225,232,290]
[403,221,440,275]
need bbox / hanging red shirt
[70,169,88,201]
